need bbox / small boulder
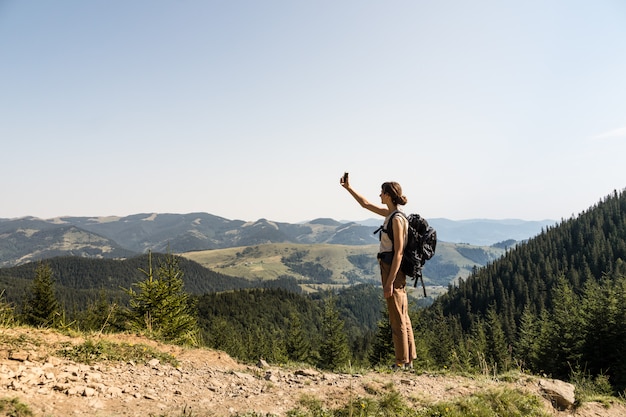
[538,378,576,410]
[295,369,320,378]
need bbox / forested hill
[438,188,626,325]
[417,188,626,392]
[0,254,256,308]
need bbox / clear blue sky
[1,1,625,223]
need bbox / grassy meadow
[181,241,505,297]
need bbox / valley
[181,241,506,297]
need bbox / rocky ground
[0,327,624,417]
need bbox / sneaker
[389,363,414,371]
[389,363,404,371]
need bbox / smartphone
[342,172,349,183]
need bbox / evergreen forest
[417,189,626,393]
[0,189,625,395]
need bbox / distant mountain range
[342,217,554,246]
[423,218,555,246]
[0,213,554,268]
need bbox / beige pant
[379,260,417,364]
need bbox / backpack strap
[373,210,404,244]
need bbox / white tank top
[379,210,408,254]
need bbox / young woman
[340,173,416,370]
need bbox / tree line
[415,189,626,393]
[0,251,389,370]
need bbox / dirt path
[0,328,623,416]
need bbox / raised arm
[340,173,390,217]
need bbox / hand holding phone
[341,172,349,186]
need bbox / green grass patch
[0,331,42,350]
[0,397,33,417]
[569,367,622,406]
[245,387,550,417]
[56,339,179,367]
[284,390,414,417]
[417,388,550,417]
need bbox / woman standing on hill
[340,173,416,370]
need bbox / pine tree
[318,295,350,370]
[533,276,584,379]
[485,305,509,372]
[126,251,199,346]
[22,262,59,327]
[463,317,488,373]
[418,304,456,368]
[0,290,16,326]
[78,290,121,333]
[286,312,311,363]
[203,317,243,358]
[579,270,626,392]
[514,305,540,371]
[368,308,394,366]
[244,325,287,363]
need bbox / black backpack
[375,211,437,296]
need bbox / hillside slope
[1,327,623,417]
[437,188,626,331]
[181,241,505,295]
[0,254,254,309]
[417,189,626,391]
[0,220,134,267]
